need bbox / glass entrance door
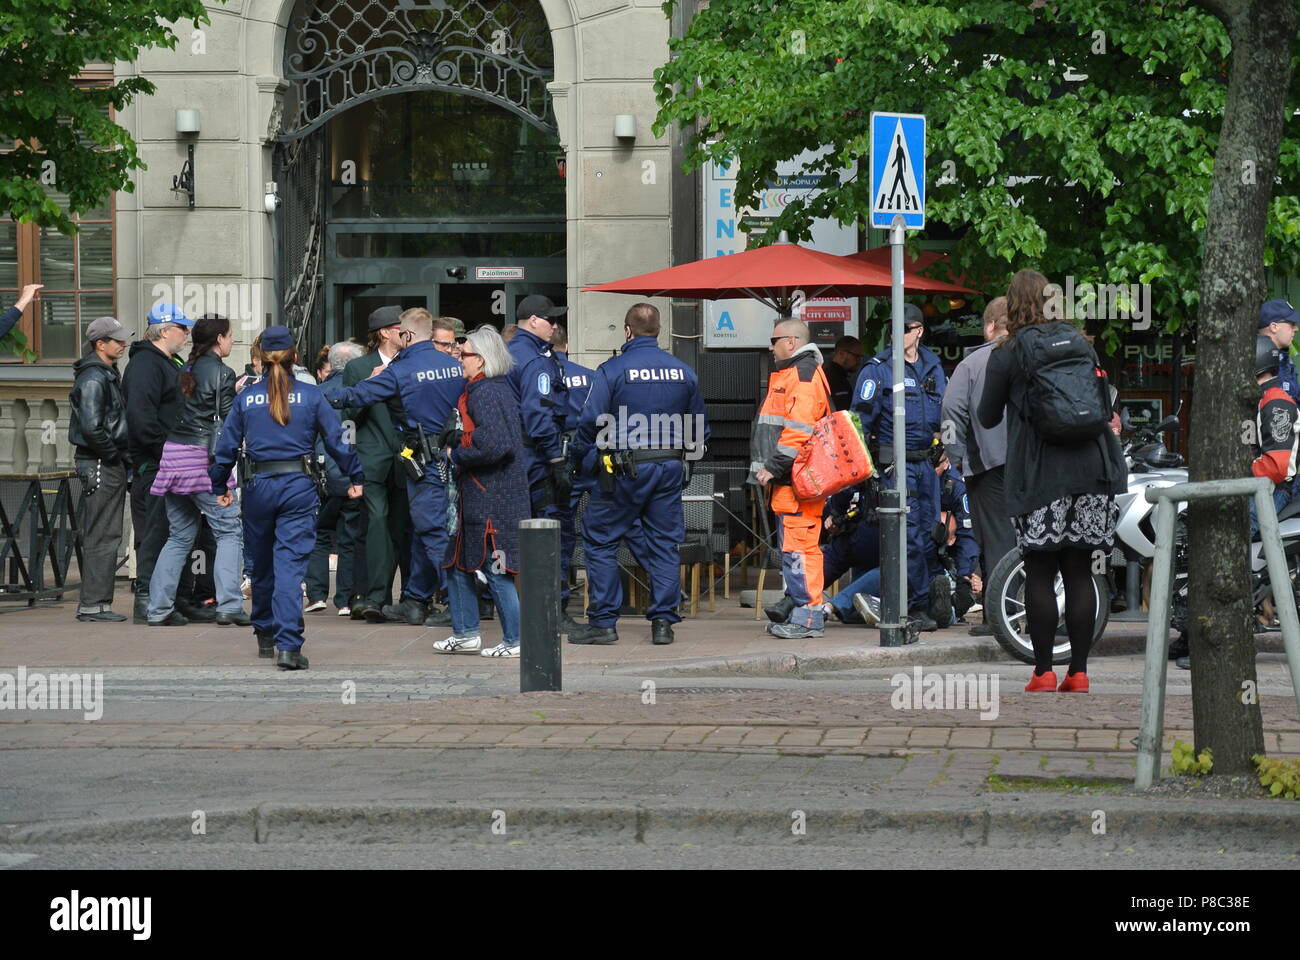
[341,285,431,343]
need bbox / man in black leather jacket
[69,317,133,622]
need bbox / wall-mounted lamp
[613,114,636,141]
[172,109,199,209]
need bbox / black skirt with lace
[1013,493,1119,552]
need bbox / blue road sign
[870,112,926,229]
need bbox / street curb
[628,631,1154,678]
[4,801,1297,851]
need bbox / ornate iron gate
[274,1,559,353]
[275,131,326,351]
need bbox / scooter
[985,416,1188,665]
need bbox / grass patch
[987,772,1127,794]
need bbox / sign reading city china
[870,112,926,230]
[702,148,858,348]
[475,267,525,281]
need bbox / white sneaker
[433,634,482,653]
[241,576,252,598]
[481,643,520,658]
[304,599,328,613]
[338,606,351,617]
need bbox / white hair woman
[434,326,529,657]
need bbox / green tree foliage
[0,0,215,236]
[654,0,1300,347]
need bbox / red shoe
[1024,670,1058,692]
[1058,672,1089,693]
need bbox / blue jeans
[1249,483,1295,539]
[829,567,959,627]
[447,565,520,646]
[148,491,244,620]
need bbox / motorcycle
[985,415,1188,665]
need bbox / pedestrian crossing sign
[870,112,926,229]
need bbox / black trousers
[76,460,128,612]
[965,465,1018,581]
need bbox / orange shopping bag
[791,410,874,500]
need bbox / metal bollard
[518,518,562,692]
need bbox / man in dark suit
[342,306,420,622]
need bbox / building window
[0,85,116,363]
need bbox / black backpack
[1016,323,1111,443]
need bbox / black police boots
[216,610,252,626]
[256,630,276,659]
[381,599,427,625]
[763,594,797,624]
[133,593,150,625]
[567,623,618,645]
[276,649,309,671]
[907,608,939,633]
[928,575,952,630]
[651,619,675,645]
[350,601,377,621]
[423,606,452,627]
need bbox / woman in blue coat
[211,326,364,670]
[434,326,529,657]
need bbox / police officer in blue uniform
[327,311,465,627]
[551,323,594,627]
[930,451,980,626]
[1260,299,1300,405]
[211,326,363,670]
[507,294,571,515]
[852,303,947,630]
[569,303,708,646]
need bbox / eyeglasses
[460,350,480,359]
[904,324,924,333]
[770,335,793,346]
[433,339,456,350]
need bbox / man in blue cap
[1259,298,1300,404]
[123,302,194,624]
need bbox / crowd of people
[753,269,1300,691]
[47,270,1300,682]
[62,291,705,669]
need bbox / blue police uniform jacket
[557,352,595,433]
[939,467,979,578]
[574,336,708,472]
[507,328,568,470]
[209,378,363,491]
[852,344,946,450]
[1280,352,1299,406]
[326,339,465,438]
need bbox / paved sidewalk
[0,599,1188,674]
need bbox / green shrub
[1170,740,1213,775]
[1254,755,1300,799]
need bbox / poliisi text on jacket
[626,368,686,382]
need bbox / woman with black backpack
[978,269,1126,692]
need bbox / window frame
[0,70,117,364]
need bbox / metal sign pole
[879,213,909,645]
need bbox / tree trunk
[1186,0,1297,774]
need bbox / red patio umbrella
[846,248,982,295]
[583,240,970,314]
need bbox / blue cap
[148,303,192,326]
[260,325,294,352]
[1259,299,1300,329]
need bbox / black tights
[1024,548,1096,676]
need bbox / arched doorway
[275,0,564,349]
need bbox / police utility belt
[598,448,684,492]
[874,445,934,464]
[241,455,327,498]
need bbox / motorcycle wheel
[986,549,1110,665]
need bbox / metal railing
[0,471,83,605]
[1136,477,1300,788]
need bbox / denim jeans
[1249,483,1295,539]
[148,491,244,620]
[446,565,519,646]
[830,567,957,626]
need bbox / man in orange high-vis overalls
[752,318,833,638]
